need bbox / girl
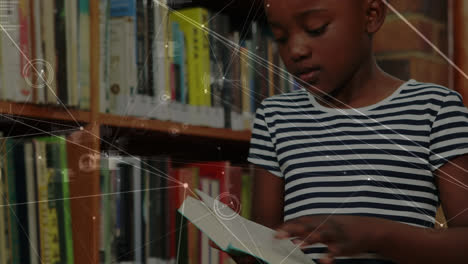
[243,0,468,263]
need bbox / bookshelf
[0,1,256,263]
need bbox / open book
[178,190,316,264]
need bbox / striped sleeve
[429,91,468,171]
[248,103,283,177]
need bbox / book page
[178,196,231,250]
[195,190,316,264]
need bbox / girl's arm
[370,154,468,264]
[275,155,468,264]
[251,166,284,229]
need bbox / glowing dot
[440,223,444,227]
[183,183,188,188]
[367,178,371,181]
[92,216,96,220]
[204,89,208,94]
[201,24,205,28]
[38,155,42,160]
[221,171,224,175]
[79,126,84,131]
[267,4,270,7]
[165,44,169,48]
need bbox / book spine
[0,1,21,101]
[79,0,91,109]
[5,139,20,264]
[65,0,79,107]
[24,142,40,264]
[54,0,68,104]
[13,142,32,264]
[0,163,7,264]
[146,0,154,98]
[34,140,61,263]
[57,138,74,264]
[32,0,46,103]
[199,10,211,107]
[42,0,57,104]
[136,0,147,96]
[18,0,32,102]
[99,0,111,113]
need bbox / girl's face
[266,0,373,96]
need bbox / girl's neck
[320,56,404,109]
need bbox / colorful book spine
[34,140,61,264]
[169,8,210,107]
[18,0,32,102]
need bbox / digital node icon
[22,59,55,89]
[213,192,242,221]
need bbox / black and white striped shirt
[248,79,468,264]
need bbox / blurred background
[0,0,467,263]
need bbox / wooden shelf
[99,113,252,142]
[0,101,91,123]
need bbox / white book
[179,190,316,264]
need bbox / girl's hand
[275,215,385,264]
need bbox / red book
[189,161,231,264]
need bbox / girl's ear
[365,0,388,35]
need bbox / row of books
[99,155,256,264]
[0,134,74,264]
[100,0,299,131]
[0,0,91,109]
[0,131,257,264]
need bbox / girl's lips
[299,69,320,83]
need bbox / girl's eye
[275,37,287,44]
[306,23,329,37]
